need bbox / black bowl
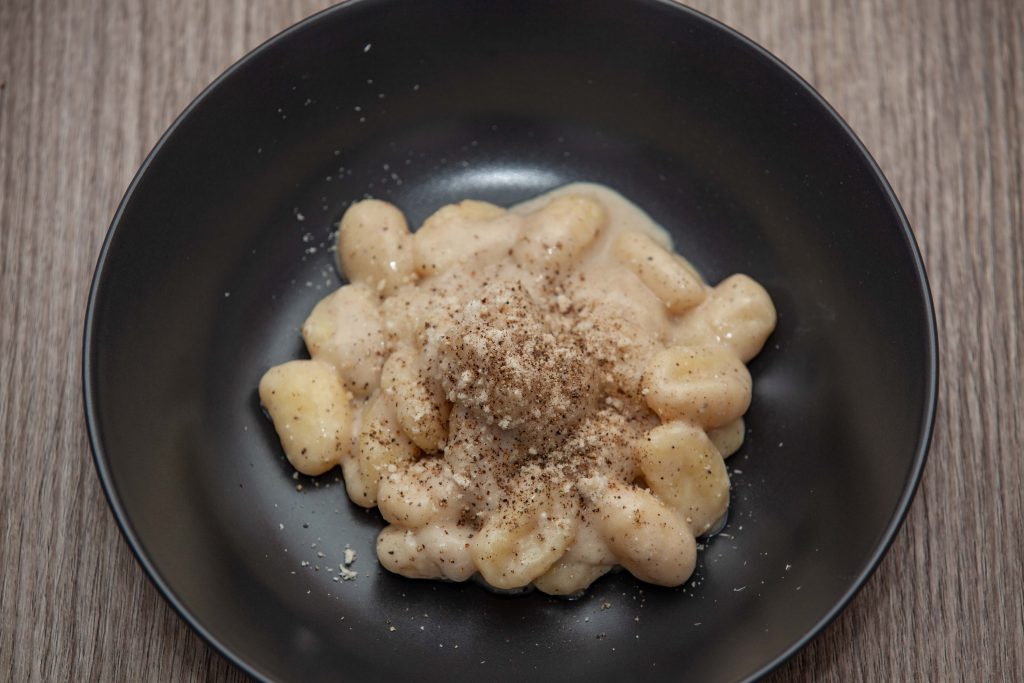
[84,1,938,681]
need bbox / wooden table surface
[2,0,1022,680]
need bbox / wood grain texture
[1,0,1021,680]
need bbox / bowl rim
[82,0,939,680]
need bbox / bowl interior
[86,1,935,681]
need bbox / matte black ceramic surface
[84,1,937,681]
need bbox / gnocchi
[637,421,730,536]
[673,274,777,362]
[513,194,606,269]
[612,231,705,313]
[471,479,580,589]
[258,359,354,476]
[337,198,414,296]
[641,345,752,429]
[352,389,419,506]
[301,284,385,398]
[412,200,520,277]
[708,417,745,458]
[583,477,697,586]
[259,183,775,596]
[380,345,450,452]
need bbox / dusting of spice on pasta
[258,183,776,595]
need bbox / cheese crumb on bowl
[258,182,776,596]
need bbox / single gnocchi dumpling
[674,274,777,362]
[337,199,415,296]
[376,526,446,580]
[380,345,450,452]
[705,274,777,361]
[301,283,386,398]
[377,461,456,528]
[351,389,420,507]
[258,359,354,476]
[414,524,478,581]
[637,421,730,536]
[377,523,476,582]
[582,478,696,587]
[412,200,521,277]
[642,345,752,429]
[470,478,580,589]
[533,561,613,596]
[612,231,706,313]
[513,194,605,269]
[708,418,745,458]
